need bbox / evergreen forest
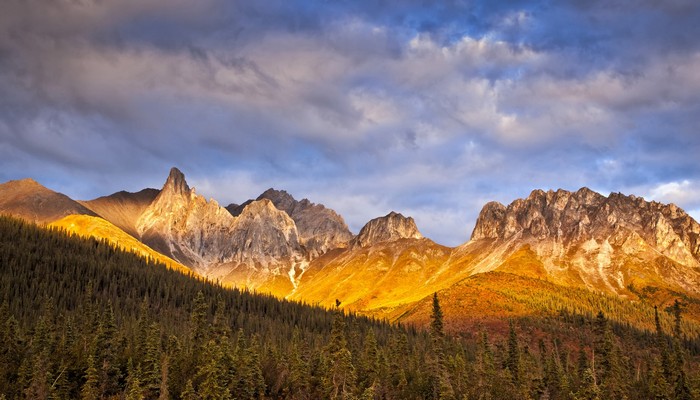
[1,215,699,399]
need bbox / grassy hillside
[49,214,193,276]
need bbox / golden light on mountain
[49,214,195,276]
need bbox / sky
[2,0,700,246]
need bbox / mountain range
[2,167,699,333]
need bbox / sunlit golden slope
[391,271,700,339]
[49,214,195,276]
[290,238,466,311]
[79,188,159,239]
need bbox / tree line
[0,215,699,399]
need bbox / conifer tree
[181,379,197,400]
[506,320,521,387]
[323,311,356,400]
[655,306,672,382]
[475,331,496,397]
[431,293,444,340]
[287,327,310,397]
[196,339,230,400]
[125,358,144,400]
[81,355,100,400]
[359,328,380,391]
[247,335,267,399]
[0,314,23,399]
[648,358,671,400]
[190,291,209,354]
[671,300,692,400]
[142,322,162,397]
[429,293,454,400]
[95,302,120,397]
[576,368,600,400]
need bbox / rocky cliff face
[227,199,304,265]
[135,168,307,293]
[137,168,237,270]
[0,178,97,224]
[256,188,353,257]
[466,188,700,294]
[351,211,423,248]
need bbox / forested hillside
[1,215,699,399]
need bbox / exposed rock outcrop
[256,188,353,257]
[227,188,353,258]
[351,211,423,248]
[135,168,307,293]
[466,187,700,294]
[228,199,303,264]
[136,168,237,270]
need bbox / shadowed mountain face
[80,188,159,238]
[0,178,97,224]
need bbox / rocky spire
[351,211,423,248]
[162,167,190,196]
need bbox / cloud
[1,0,700,245]
[647,180,700,209]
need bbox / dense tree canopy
[0,215,699,399]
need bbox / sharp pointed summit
[163,167,190,196]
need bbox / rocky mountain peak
[136,168,235,269]
[468,187,700,294]
[0,178,97,224]
[240,198,279,215]
[241,188,354,257]
[163,167,190,196]
[351,211,423,248]
[258,188,295,209]
[230,199,302,257]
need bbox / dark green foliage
[1,215,700,399]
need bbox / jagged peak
[527,189,546,200]
[351,211,423,248]
[258,187,292,199]
[257,188,298,210]
[162,167,190,195]
[239,198,280,215]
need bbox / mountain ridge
[3,170,700,330]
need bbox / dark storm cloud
[2,0,700,245]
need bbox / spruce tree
[125,358,144,400]
[287,328,310,397]
[359,328,380,391]
[81,355,100,400]
[181,379,197,400]
[142,322,162,397]
[429,293,454,400]
[655,306,672,382]
[323,311,356,400]
[576,368,600,400]
[506,320,521,387]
